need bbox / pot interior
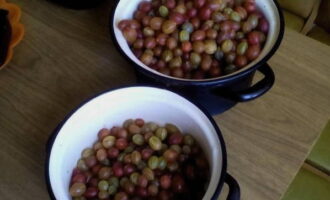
[48,87,224,199]
[112,0,282,81]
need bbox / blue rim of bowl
[109,0,285,86]
[44,85,228,200]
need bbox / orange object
[0,0,24,69]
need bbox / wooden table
[0,0,329,199]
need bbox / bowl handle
[213,64,275,102]
[225,173,240,200]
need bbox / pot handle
[225,173,240,200]
[214,64,275,102]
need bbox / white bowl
[45,86,236,200]
[111,0,284,82]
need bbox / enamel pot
[45,86,240,200]
[110,0,284,114]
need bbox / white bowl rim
[44,85,229,200]
[109,0,285,83]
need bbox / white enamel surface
[113,0,282,81]
[49,87,223,200]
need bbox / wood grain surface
[0,1,329,200]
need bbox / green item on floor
[282,10,305,32]
[278,0,319,18]
[307,121,330,174]
[282,168,330,200]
